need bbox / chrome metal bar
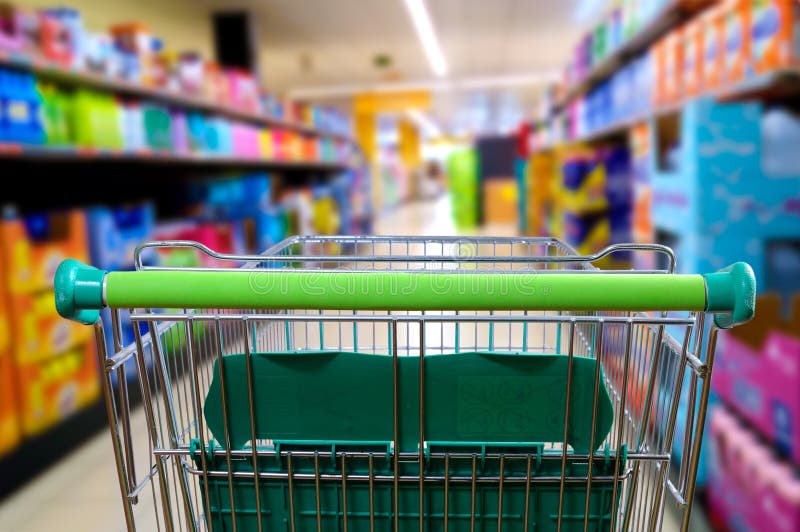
[582,321,605,532]
[556,320,576,532]
[680,328,719,532]
[94,323,137,531]
[242,319,264,532]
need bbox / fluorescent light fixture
[402,0,447,77]
[289,70,559,99]
[407,109,442,138]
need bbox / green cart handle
[55,259,755,329]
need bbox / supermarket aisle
[0,197,697,531]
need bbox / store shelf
[0,51,354,144]
[554,0,713,114]
[0,143,350,171]
[537,69,800,152]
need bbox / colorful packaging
[682,20,704,96]
[708,405,800,532]
[0,68,45,145]
[714,293,800,463]
[701,6,726,90]
[0,350,20,457]
[141,104,172,150]
[663,29,685,104]
[38,82,71,145]
[482,179,519,226]
[723,0,753,82]
[16,342,100,436]
[0,210,88,295]
[10,292,92,364]
[70,89,123,149]
[751,0,800,73]
[231,123,260,159]
[87,203,155,270]
[258,128,274,159]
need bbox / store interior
[0,0,799,530]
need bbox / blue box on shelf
[87,203,156,271]
[0,68,45,145]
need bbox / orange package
[9,291,92,364]
[663,29,685,104]
[751,0,800,73]
[16,342,100,436]
[701,5,726,90]
[652,41,667,106]
[0,210,89,295]
[682,20,704,97]
[723,0,753,82]
[0,351,21,457]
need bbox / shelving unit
[0,50,354,144]
[553,0,713,115]
[0,143,350,171]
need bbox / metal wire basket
[54,235,755,531]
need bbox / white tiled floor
[0,196,707,531]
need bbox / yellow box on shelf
[10,291,93,364]
[16,341,100,437]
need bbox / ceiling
[201,0,586,135]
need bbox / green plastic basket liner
[196,351,620,530]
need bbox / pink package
[231,124,260,159]
[154,221,246,268]
[708,406,800,532]
[713,294,800,464]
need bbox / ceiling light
[402,0,447,77]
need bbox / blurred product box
[0,210,88,295]
[204,116,232,155]
[120,102,145,151]
[38,11,73,66]
[714,294,800,463]
[70,88,123,149]
[682,19,704,97]
[564,210,608,256]
[708,405,800,532]
[482,178,518,226]
[141,103,172,151]
[231,123,260,159]
[226,69,260,113]
[0,349,20,457]
[171,109,189,154]
[0,3,26,52]
[9,291,91,364]
[186,112,208,152]
[723,0,752,83]
[701,5,726,90]
[38,82,71,146]
[662,28,684,104]
[0,68,45,144]
[751,0,800,74]
[302,136,318,161]
[86,203,155,271]
[258,128,274,159]
[560,151,607,214]
[153,221,246,268]
[16,341,99,436]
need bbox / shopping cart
[54,236,755,531]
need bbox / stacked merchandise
[0,211,100,436]
[0,5,352,139]
[0,65,353,164]
[558,146,633,264]
[537,0,800,147]
[0,258,19,457]
[708,405,800,531]
[447,149,479,230]
[87,203,155,367]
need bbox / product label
[7,101,30,123]
[705,23,718,63]
[752,1,781,59]
[726,13,743,70]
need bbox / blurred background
[0,0,798,530]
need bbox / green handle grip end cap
[704,262,756,329]
[54,259,107,325]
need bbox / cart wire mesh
[95,236,718,531]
